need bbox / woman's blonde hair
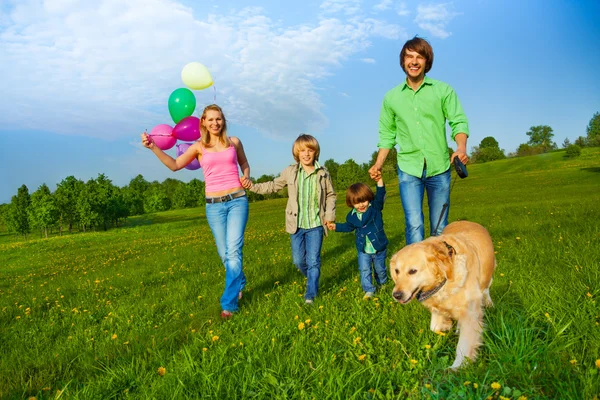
[200,104,229,147]
[292,134,320,162]
[345,183,374,208]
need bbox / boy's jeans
[205,196,248,312]
[291,226,324,301]
[398,167,451,245]
[357,249,388,293]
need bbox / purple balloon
[148,124,176,150]
[173,116,201,141]
[176,143,200,170]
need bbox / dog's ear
[427,240,454,281]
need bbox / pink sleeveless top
[200,144,242,193]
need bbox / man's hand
[368,164,382,180]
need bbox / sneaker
[304,299,313,304]
[238,291,243,300]
[363,291,375,299]
[221,310,233,319]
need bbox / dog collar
[417,279,447,302]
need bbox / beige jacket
[250,164,336,235]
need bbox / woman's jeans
[290,226,324,301]
[205,196,248,312]
[357,249,388,293]
[398,167,451,245]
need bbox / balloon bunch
[147,62,214,170]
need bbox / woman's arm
[141,133,201,171]
[231,137,250,180]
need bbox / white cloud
[415,3,460,39]
[0,0,403,141]
[373,0,393,12]
[360,58,376,64]
[320,0,361,16]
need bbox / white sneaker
[363,292,375,299]
[305,299,313,304]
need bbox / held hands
[368,164,382,181]
[240,176,253,189]
[141,132,155,150]
[326,221,336,231]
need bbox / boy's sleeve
[250,167,289,195]
[372,185,386,211]
[324,171,336,222]
[335,220,355,233]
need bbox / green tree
[337,159,369,193]
[144,183,170,213]
[7,185,31,237]
[28,183,58,238]
[526,125,557,152]
[55,176,83,234]
[471,136,506,163]
[77,179,99,232]
[95,174,117,231]
[561,138,572,148]
[323,159,339,188]
[586,111,600,147]
[564,144,582,158]
[574,136,587,147]
[187,179,205,207]
[125,174,149,216]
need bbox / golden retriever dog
[390,221,495,369]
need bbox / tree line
[2,111,598,238]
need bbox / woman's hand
[141,132,155,149]
[240,176,253,189]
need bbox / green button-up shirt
[297,161,322,229]
[378,76,469,178]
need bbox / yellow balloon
[181,62,213,90]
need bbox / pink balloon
[173,116,201,141]
[176,143,200,170]
[149,124,176,150]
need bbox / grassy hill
[0,148,599,399]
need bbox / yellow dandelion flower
[544,312,550,319]
[570,359,577,365]
[298,322,305,330]
[425,344,431,349]
[464,381,471,386]
[410,359,418,364]
[491,382,501,390]
[517,396,527,400]
[319,305,324,310]
[425,383,431,389]
[434,331,446,336]
[516,237,520,240]
[202,347,208,352]
[500,396,510,400]
[358,354,366,361]
[212,336,219,341]
[473,383,479,389]
[157,366,166,376]
[353,337,361,345]
[595,359,600,368]
[305,319,311,324]
[111,334,117,340]
[295,315,299,320]
[587,292,593,297]
[500,273,505,277]
[368,388,375,393]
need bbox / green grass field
[1,149,599,399]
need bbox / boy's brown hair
[346,183,374,208]
[292,134,320,162]
[399,36,434,74]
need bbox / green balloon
[168,88,196,124]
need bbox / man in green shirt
[368,36,469,245]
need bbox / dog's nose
[392,291,403,301]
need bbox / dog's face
[390,240,453,304]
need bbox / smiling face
[297,145,316,168]
[202,109,223,137]
[403,49,426,81]
[390,240,450,304]
[353,200,369,213]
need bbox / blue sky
[1,0,599,204]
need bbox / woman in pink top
[141,104,250,319]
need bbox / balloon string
[213,85,217,104]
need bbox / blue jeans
[398,167,451,245]
[290,226,324,301]
[357,249,388,293]
[205,196,248,312]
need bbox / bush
[564,144,582,158]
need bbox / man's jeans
[357,249,388,293]
[398,167,451,245]
[291,226,324,301]
[206,196,248,312]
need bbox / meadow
[1,148,599,399]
